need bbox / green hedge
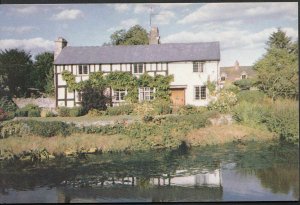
[15,104,41,117]
[106,104,134,116]
[57,107,84,117]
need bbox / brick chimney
[234,60,240,70]
[149,27,160,45]
[54,37,67,60]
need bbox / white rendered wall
[168,61,219,106]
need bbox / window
[193,62,204,72]
[221,76,226,81]
[134,63,144,74]
[114,89,127,102]
[194,86,207,100]
[195,86,200,100]
[241,74,247,79]
[139,87,155,101]
[200,86,206,99]
[77,92,82,102]
[79,65,88,75]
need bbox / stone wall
[13,97,56,109]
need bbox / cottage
[53,28,221,107]
[219,60,256,88]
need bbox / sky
[0,3,298,67]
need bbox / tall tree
[254,29,298,101]
[31,52,54,95]
[0,49,33,97]
[109,25,149,46]
[266,28,292,51]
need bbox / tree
[266,28,293,52]
[109,25,149,46]
[31,52,54,95]
[0,49,33,97]
[254,31,298,101]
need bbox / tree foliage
[109,25,149,45]
[254,29,298,101]
[0,49,33,97]
[31,52,54,95]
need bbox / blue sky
[0,3,298,66]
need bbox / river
[0,141,298,202]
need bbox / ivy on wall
[61,70,174,103]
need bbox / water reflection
[0,142,298,202]
[56,167,223,202]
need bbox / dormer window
[193,62,204,72]
[221,76,226,81]
[241,74,247,79]
[79,65,88,75]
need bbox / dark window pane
[193,62,198,72]
[201,86,206,99]
[79,65,83,74]
[195,86,200,100]
[83,65,88,74]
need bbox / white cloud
[0,26,37,34]
[11,5,39,14]
[134,4,150,14]
[162,27,298,66]
[113,4,130,12]
[153,10,175,25]
[107,18,139,32]
[52,9,84,21]
[133,3,192,14]
[0,38,53,55]
[178,3,298,24]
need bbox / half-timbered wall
[55,61,218,107]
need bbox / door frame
[170,87,186,106]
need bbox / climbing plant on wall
[62,70,174,104]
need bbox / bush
[237,90,266,103]
[0,108,8,121]
[223,84,239,94]
[0,96,17,113]
[133,102,155,115]
[15,104,41,117]
[153,100,172,115]
[87,109,106,117]
[208,91,237,113]
[45,111,57,117]
[106,104,134,116]
[233,79,255,90]
[143,114,154,122]
[0,121,30,138]
[57,107,84,117]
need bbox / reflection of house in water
[56,168,223,202]
[151,169,222,187]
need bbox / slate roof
[220,66,256,81]
[54,42,220,65]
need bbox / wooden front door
[170,89,185,106]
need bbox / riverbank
[0,122,277,161]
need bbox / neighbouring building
[219,60,256,88]
[53,28,221,108]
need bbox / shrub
[233,79,255,90]
[0,121,30,138]
[143,114,154,123]
[133,102,155,115]
[176,105,198,115]
[106,104,134,116]
[237,90,266,103]
[208,91,237,113]
[0,96,17,113]
[153,100,172,115]
[57,107,84,117]
[87,109,106,117]
[0,108,8,121]
[15,104,41,117]
[223,84,239,94]
[69,107,84,117]
[45,111,57,117]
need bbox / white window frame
[139,87,155,101]
[193,62,204,72]
[78,65,89,75]
[194,85,207,100]
[113,89,127,102]
[133,63,144,74]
